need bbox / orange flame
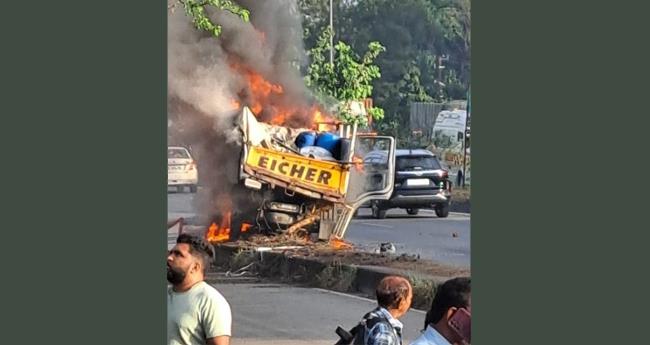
[241,223,252,233]
[329,237,353,250]
[251,103,263,115]
[205,211,233,243]
[228,59,336,127]
[312,107,338,131]
[313,110,324,122]
[246,72,284,100]
[230,61,284,119]
[205,222,229,243]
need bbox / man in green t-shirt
[167,234,232,345]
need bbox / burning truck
[204,105,396,244]
[167,1,396,245]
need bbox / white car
[168,146,198,192]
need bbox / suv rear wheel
[406,208,419,215]
[435,204,450,218]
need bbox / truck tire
[435,204,450,218]
[372,203,387,219]
[406,208,419,215]
[190,185,198,193]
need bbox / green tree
[298,0,330,49]
[301,0,470,134]
[305,28,386,126]
[171,0,250,37]
[378,63,434,138]
[334,0,439,133]
[429,0,471,86]
[298,0,358,55]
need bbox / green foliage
[298,0,331,49]
[300,0,470,135]
[306,28,386,126]
[179,0,250,37]
[367,107,384,122]
[398,64,434,104]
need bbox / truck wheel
[406,208,419,215]
[190,185,198,193]
[372,203,387,219]
[435,204,450,218]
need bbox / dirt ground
[299,250,471,277]
[224,234,471,278]
[450,187,471,213]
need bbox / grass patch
[229,249,256,271]
[408,275,438,310]
[315,261,358,292]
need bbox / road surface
[204,278,427,345]
[168,191,470,267]
[348,208,470,267]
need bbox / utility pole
[436,55,449,101]
[461,87,470,187]
[329,0,334,65]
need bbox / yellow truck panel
[246,146,349,197]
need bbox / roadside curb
[449,202,470,214]
[211,244,459,310]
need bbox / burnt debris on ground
[218,234,470,278]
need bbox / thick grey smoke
[168,0,313,131]
[167,0,315,228]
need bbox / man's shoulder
[194,282,229,305]
[366,321,398,345]
[368,321,394,333]
[408,327,450,345]
[363,308,387,323]
[408,334,431,345]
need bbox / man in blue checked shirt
[361,276,413,345]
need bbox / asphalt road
[208,279,427,345]
[348,208,470,267]
[168,191,470,267]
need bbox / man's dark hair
[424,277,471,327]
[177,233,215,272]
[375,276,412,310]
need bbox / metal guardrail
[167,218,184,250]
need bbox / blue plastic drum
[315,132,341,154]
[295,131,317,148]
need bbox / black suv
[369,149,452,219]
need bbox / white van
[430,110,470,186]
